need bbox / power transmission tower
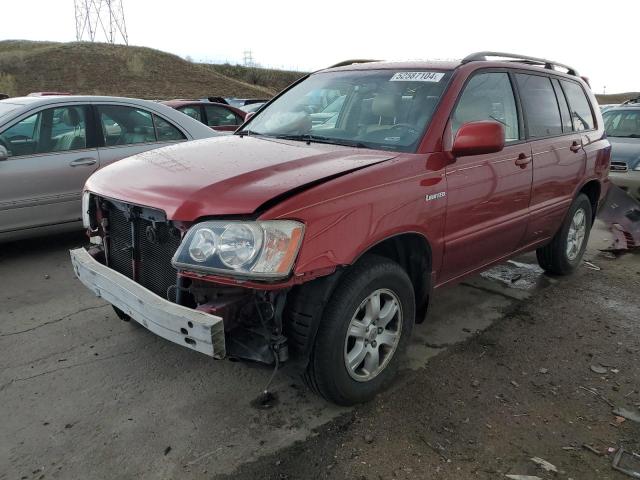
[75,0,129,45]
[243,50,254,67]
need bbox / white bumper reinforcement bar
[70,247,225,358]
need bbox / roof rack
[327,59,380,69]
[461,51,579,76]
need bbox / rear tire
[536,193,592,275]
[304,255,415,405]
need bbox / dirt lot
[1,223,638,480]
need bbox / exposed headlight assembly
[172,220,304,279]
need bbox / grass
[0,40,305,99]
[0,40,632,105]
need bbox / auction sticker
[390,71,444,82]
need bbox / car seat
[54,108,86,151]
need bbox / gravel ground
[1,225,638,480]
[216,249,640,480]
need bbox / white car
[0,95,218,241]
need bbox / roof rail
[461,51,579,76]
[327,59,380,69]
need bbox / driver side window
[453,72,520,142]
[0,106,88,157]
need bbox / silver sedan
[0,95,218,241]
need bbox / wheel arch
[578,179,601,222]
[284,231,433,371]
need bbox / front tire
[536,193,593,275]
[304,255,415,405]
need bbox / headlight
[172,220,304,279]
[81,191,91,228]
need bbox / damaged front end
[598,185,640,252]
[72,194,299,365]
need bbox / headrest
[62,108,81,127]
[371,93,400,118]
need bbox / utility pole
[75,0,129,45]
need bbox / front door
[0,105,98,234]
[440,71,532,283]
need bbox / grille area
[106,202,182,301]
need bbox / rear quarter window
[561,80,595,131]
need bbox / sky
[1,0,638,94]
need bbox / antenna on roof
[74,0,129,45]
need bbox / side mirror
[452,121,505,157]
[244,111,256,122]
[0,145,8,161]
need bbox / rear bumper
[70,247,225,358]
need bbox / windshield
[243,69,452,152]
[603,109,640,138]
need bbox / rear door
[441,71,533,282]
[516,74,589,245]
[94,104,187,169]
[203,104,243,132]
[0,104,98,234]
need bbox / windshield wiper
[235,129,259,136]
[274,134,368,148]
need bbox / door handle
[515,153,531,168]
[69,157,97,167]
[569,140,582,153]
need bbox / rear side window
[551,79,573,132]
[205,105,241,127]
[97,105,155,146]
[561,81,595,131]
[154,115,185,141]
[179,106,202,122]
[452,72,520,142]
[515,74,562,138]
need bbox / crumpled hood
[609,137,640,170]
[86,135,397,220]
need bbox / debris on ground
[584,260,601,270]
[612,406,640,424]
[598,185,640,252]
[530,456,558,473]
[582,444,604,456]
[590,364,608,374]
[612,448,640,479]
[505,476,542,480]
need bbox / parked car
[163,100,246,132]
[0,95,217,242]
[72,52,610,405]
[602,105,640,201]
[225,97,270,108]
[599,104,616,113]
[239,102,266,114]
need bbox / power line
[74,0,129,45]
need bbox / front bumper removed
[70,247,225,358]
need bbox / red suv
[71,52,611,405]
